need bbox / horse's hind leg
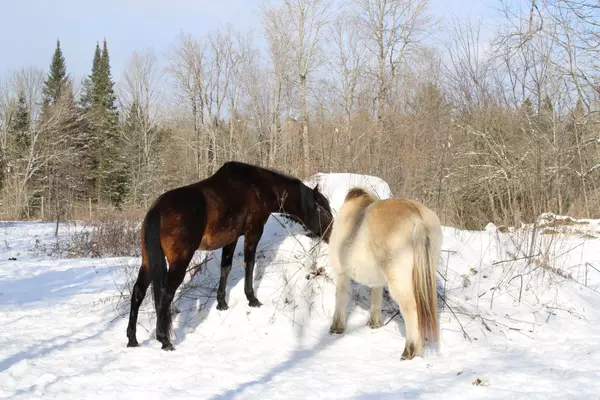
[127,263,151,347]
[368,287,383,329]
[217,241,237,310]
[156,254,193,351]
[330,273,350,334]
[386,263,422,360]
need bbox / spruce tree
[10,91,31,155]
[99,39,118,113]
[43,39,68,107]
[80,43,102,110]
[100,39,127,207]
[78,42,102,198]
[80,38,128,207]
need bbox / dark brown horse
[126,161,333,350]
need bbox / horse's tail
[143,207,167,317]
[412,215,441,343]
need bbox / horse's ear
[313,183,320,193]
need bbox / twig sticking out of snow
[492,253,540,266]
[439,292,472,342]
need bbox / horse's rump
[329,186,442,359]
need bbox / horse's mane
[219,161,316,221]
[344,186,378,203]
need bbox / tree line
[0,0,599,229]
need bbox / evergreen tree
[80,43,102,110]
[99,39,118,112]
[80,38,128,207]
[42,39,68,107]
[10,91,31,155]
[99,39,127,207]
[78,43,103,198]
[123,100,142,135]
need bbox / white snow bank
[305,172,392,213]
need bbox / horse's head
[302,183,334,243]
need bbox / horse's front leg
[216,241,237,311]
[243,227,263,308]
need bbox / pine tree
[43,39,68,107]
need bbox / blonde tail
[412,217,441,343]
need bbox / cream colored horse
[328,187,442,360]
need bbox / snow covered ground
[1,173,600,399]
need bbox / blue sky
[0,0,496,84]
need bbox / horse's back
[365,198,441,256]
[213,161,275,187]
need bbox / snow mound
[305,172,392,213]
[536,212,600,239]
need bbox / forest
[0,0,598,229]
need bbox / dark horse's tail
[143,207,168,330]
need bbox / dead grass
[538,215,589,228]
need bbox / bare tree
[227,32,254,159]
[328,12,366,124]
[0,68,46,218]
[263,0,333,177]
[262,3,295,166]
[167,33,207,178]
[353,0,431,121]
[443,17,494,112]
[120,50,166,207]
[200,26,236,171]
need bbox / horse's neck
[275,181,305,220]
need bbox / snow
[1,173,600,399]
[306,172,392,213]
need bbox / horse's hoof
[368,319,383,329]
[216,302,229,311]
[127,339,139,348]
[248,298,262,308]
[161,343,175,351]
[329,325,345,334]
[401,342,416,360]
